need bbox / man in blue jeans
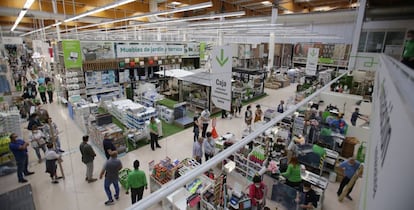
[100,151,123,205]
[337,158,361,201]
[9,133,35,183]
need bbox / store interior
[0,0,414,210]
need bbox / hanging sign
[211,46,233,111]
[62,40,82,69]
[306,47,319,75]
[115,43,184,58]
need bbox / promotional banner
[183,42,199,57]
[1,37,23,45]
[62,40,82,69]
[115,42,184,58]
[80,41,115,60]
[199,42,206,60]
[211,46,233,111]
[32,40,51,62]
[305,47,319,75]
[360,55,414,210]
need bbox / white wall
[359,55,414,210]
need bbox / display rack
[292,115,305,137]
[63,69,86,99]
[88,122,126,155]
[0,133,13,165]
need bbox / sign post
[306,48,319,76]
[211,46,233,111]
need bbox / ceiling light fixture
[11,0,36,31]
[170,1,182,6]
[68,1,213,31]
[261,1,272,6]
[64,0,135,23]
[134,11,246,27]
[21,1,213,36]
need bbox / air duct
[148,0,174,22]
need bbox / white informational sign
[211,46,233,111]
[1,37,23,45]
[360,55,414,210]
[115,42,184,58]
[32,40,51,62]
[305,47,319,75]
[81,41,115,60]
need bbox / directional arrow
[216,49,229,67]
[310,49,317,57]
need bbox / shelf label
[211,46,232,111]
[306,47,319,76]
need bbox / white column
[157,27,162,41]
[348,0,367,70]
[218,17,224,46]
[267,8,278,73]
[51,0,61,41]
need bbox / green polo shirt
[126,169,147,190]
[149,122,158,133]
[38,85,46,93]
[403,40,414,58]
[282,164,302,182]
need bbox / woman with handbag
[29,125,47,163]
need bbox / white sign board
[211,46,233,111]
[360,55,414,210]
[306,47,319,75]
[1,37,23,45]
[115,43,184,58]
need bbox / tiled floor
[0,84,361,210]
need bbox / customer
[235,96,242,117]
[282,156,302,190]
[103,133,116,159]
[79,135,97,183]
[254,104,263,122]
[38,83,47,104]
[45,143,62,184]
[126,160,148,204]
[27,113,43,130]
[148,116,161,151]
[9,133,34,183]
[402,30,414,69]
[199,108,210,138]
[277,100,285,113]
[249,174,267,210]
[193,136,203,164]
[193,113,200,142]
[337,158,361,200]
[29,125,47,163]
[297,181,318,210]
[46,81,54,103]
[350,108,368,126]
[100,151,123,205]
[43,117,64,153]
[203,132,215,161]
[245,105,253,131]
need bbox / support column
[348,0,367,70]
[218,17,224,46]
[51,0,61,41]
[267,8,278,74]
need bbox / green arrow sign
[216,49,229,67]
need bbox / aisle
[0,84,360,210]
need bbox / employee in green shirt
[402,30,414,69]
[282,156,302,190]
[149,116,161,151]
[38,83,47,104]
[46,81,54,103]
[126,160,148,204]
